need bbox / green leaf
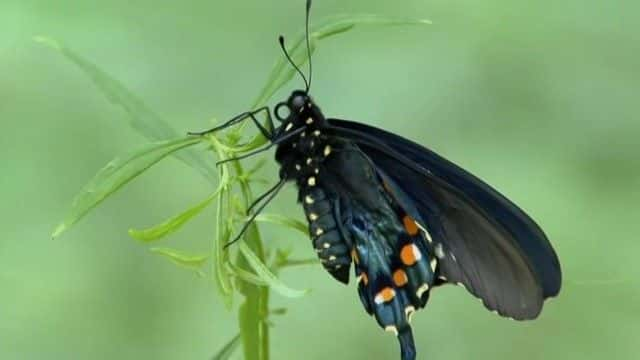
[228,263,269,287]
[252,14,431,109]
[252,214,308,235]
[238,242,308,298]
[34,36,216,183]
[211,334,241,360]
[128,189,221,242]
[52,136,204,239]
[150,247,208,275]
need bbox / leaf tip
[33,35,62,50]
[51,223,66,240]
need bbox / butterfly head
[275,90,325,128]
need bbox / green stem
[232,160,270,360]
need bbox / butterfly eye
[275,102,291,122]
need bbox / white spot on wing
[434,243,444,259]
[429,258,437,272]
[384,326,399,336]
[415,222,433,244]
[417,284,430,298]
[405,306,416,323]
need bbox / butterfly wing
[326,118,562,320]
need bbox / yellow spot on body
[295,164,301,171]
[307,177,316,186]
[430,258,437,272]
[306,117,314,124]
[323,242,330,249]
[329,255,336,261]
[402,215,419,236]
[313,130,321,136]
[417,284,430,298]
[306,157,313,165]
[284,123,293,131]
[393,269,408,287]
[309,213,318,221]
[384,326,399,336]
[314,168,319,174]
[400,244,422,266]
[300,131,306,138]
[304,195,314,204]
[323,145,331,157]
[374,287,396,304]
[438,275,447,281]
[315,228,324,236]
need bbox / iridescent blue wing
[326,118,561,320]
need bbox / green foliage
[211,334,241,360]
[149,247,209,276]
[51,136,204,239]
[129,190,221,242]
[47,12,429,360]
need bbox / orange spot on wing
[393,269,408,287]
[400,244,421,266]
[375,287,396,304]
[402,215,419,236]
[351,248,359,264]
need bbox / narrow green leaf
[251,214,308,235]
[252,15,431,108]
[211,334,241,360]
[238,242,308,298]
[150,247,208,275]
[128,189,221,242]
[228,263,269,287]
[52,136,203,239]
[208,138,235,308]
[34,36,216,183]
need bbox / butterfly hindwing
[327,118,562,320]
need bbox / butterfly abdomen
[302,186,352,283]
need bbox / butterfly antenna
[304,0,313,93]
[279,35,309,91]
[224,178,287,249]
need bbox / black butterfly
[191,1,562,359]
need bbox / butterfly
[190,1,562,359]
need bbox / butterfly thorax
[274,91,333,184]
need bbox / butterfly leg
[188,106,275,140]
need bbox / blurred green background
[2,0,639,359]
